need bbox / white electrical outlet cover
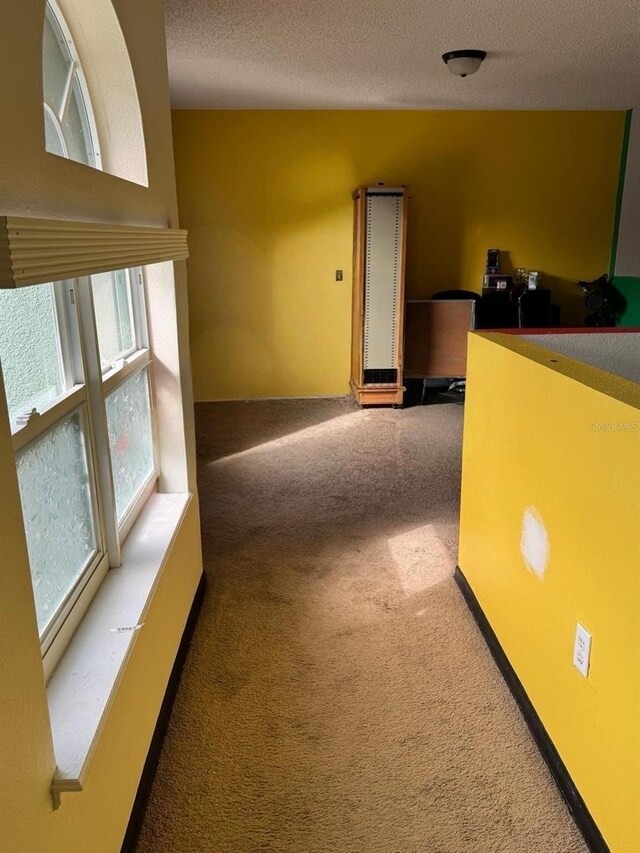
[573,623,592,678]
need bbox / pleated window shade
[0,217,189,288]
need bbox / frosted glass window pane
[43,7,71,113]
[62,77,93,167]
[105,368,154,521]
[92,270,135,370]
[0,283,65,430]
[16,412,98,635]
[42,4,96,167]
[44,106,66,157]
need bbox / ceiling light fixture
[442,49,487,78]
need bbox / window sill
[47,491,191,809]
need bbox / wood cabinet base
[350,380,404,407]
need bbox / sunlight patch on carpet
[387,524,454,596]
[209,411,362,465]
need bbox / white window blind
[0,217,189,289]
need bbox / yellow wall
[172,111,624,401]
[0,1,201,850]
[458,332,640,853]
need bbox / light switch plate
[573,622,591,678]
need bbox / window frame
[8,280,106,668]
[2,267,159,680]
[79,268,160,558]
[43,0,102,170]
[16,407,108,658]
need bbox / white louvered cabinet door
[350,186,407,407]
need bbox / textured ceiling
[165,0,640,109]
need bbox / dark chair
[432,289,481,302]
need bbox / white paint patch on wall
[521,507,550,580]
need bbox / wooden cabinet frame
[349,185,408,406]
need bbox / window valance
[0,217,189,288]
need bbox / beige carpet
[136,398,586,853]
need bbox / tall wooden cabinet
[350,185,408,406]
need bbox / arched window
[42,0,100,168]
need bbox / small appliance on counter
[477,249,556,328]
[483,273,513,290]
[486,248,500,274]
[483,249,513,290]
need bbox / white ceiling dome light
[442,49,487,77]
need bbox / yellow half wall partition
[458,332,640,853]
[172,111,623,401]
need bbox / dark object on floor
[455,567,609,853]
[402,378,442,406]
[404,379,465,407]
[438,380,466,403]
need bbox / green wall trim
[612,275,640,326]
[609,109,633,279]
